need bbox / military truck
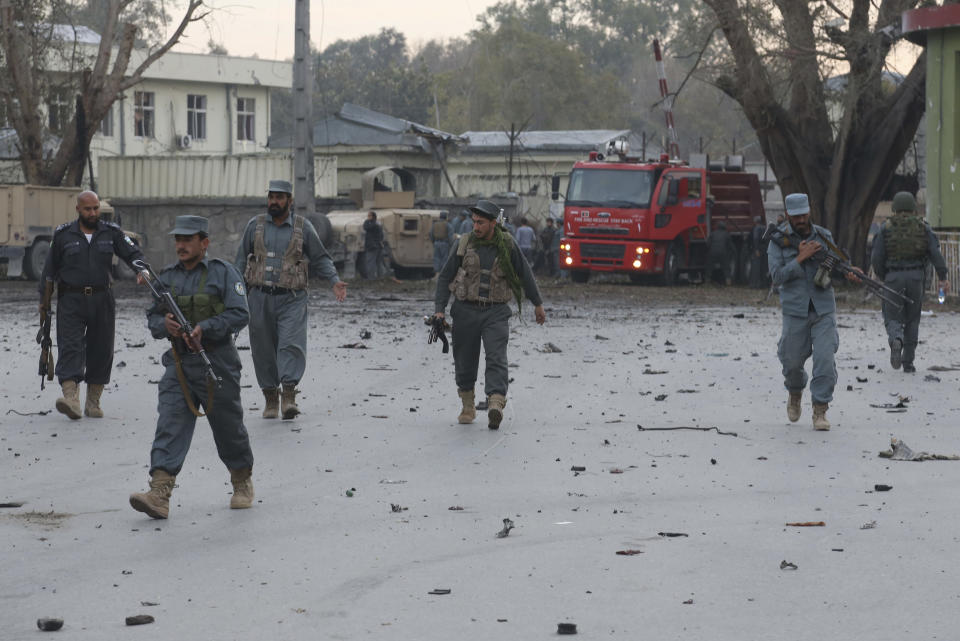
[0,184,141,279]
[321,167,449,279]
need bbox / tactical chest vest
[432,220,449,241]
[244,214,308,289]
[450,235,513,304]
[171,265,225,325]
[882,213,927,265]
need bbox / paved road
[1,278,958,640]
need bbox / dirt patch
[3,510,73,530]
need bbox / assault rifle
[37,280,55,390]
[425,315,450,353]
[133,259,222,387]
[763,223,912,309]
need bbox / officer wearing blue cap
[768,193,861,431]
[130,215,255,519]
[235,179,347,420]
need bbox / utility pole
[507,122,516,193]
[293,0,315,219]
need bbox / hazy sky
[174,0,502,59]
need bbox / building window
[48,91,71,134]
[187,94,206,140]
[99,105,114,137]
[134,90,154,138]
[237,97,255,141]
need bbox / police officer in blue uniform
[39,190,143,420]
[768,193,862,431]
[130,215,255,520]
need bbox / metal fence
[930,231,960,298]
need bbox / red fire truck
[558,144,766,284]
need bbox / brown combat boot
[487,394,506,430]
[55,380,83,420]
[85,384,105,418]
[281,384,300,419]
[229,468,254,509]
[262,388,279,419]
[129,470,176,519]
[812,403,830,431]
[457,389,476,424]
[787,391,802,423]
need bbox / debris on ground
[928,365,960,371]
[658,532,688,538]
[570,465,586,472]
[557,622,578,635]
[595,334,609,340]
[496,518,515,538]
[870,397,909,411]
[879,438,960,461]
[873,484,892,492]
[860,521,877,530]
[37,618,63,631]
[359,329,372,339]
[642,369,667,375]
[390,503,407,513]
[476,400,488,410]
[124,341,145,348]
[6,409,51,416]
[427,588,451,595]
[338,342,368,349]
[0,502,25,508]
[924,374,941,382]
[615,549,643,555]
[654,394,668,401]
[125,615,155,626]
[637,425,738,437]
[780,560,798,570]
[537,342,563,353]
[448,506,464,511]
[785,521,825,527]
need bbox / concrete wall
[112,197,354,268]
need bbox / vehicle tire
[305,213,333,247]
[571,270,590,284]
[23,239,49,281]
[660,243,683,286]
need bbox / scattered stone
[557,622,578,635]
[37,618,63,631]
[924,374,941,382]
[873,484,892,492]
[780,560,798,570]
[359,329,372,340]
[537,342,563,353]
[125,614,154,626]
[654,394,668,401]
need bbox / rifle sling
[170,340,214,418]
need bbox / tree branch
[118,0,208,91]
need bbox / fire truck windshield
[565,168,654,208]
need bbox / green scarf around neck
[472,224,523,311]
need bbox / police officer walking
[39,190,143,420]
[235,180,347,420]
[362,211,384,279]
[129,216,255,519]
[432,200,546,429]
[870,191,950,373]
[768,193,862,431]
[430,211,455,274]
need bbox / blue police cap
[784,193,810,216]
[169,215,209,236]
[268,179,293,194]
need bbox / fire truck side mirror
[658,178,679,207]
[551,176,561,201]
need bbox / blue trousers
[777,310,839,404]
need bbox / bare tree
[699,0,926,265]
[0,0,206,186]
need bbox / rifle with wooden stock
[37,280,54,390]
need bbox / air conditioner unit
[175,134,192,149]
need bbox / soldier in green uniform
[870,191,950,373]
[129,216,255,519]
[432,200,546,429]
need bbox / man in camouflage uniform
[871,191,950,373]
[235,180,347,420]
[39,190,144,420]
[768,193,862,431]
[130,216,254,519]
[433,199,546,429]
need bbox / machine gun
[425,315,450,353]
[763,223,912,309]
[133,259,222,387]
[36,280,55,390]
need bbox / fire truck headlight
[632,259,642,269]
[636,247,643,254]
[564,256,573,266]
